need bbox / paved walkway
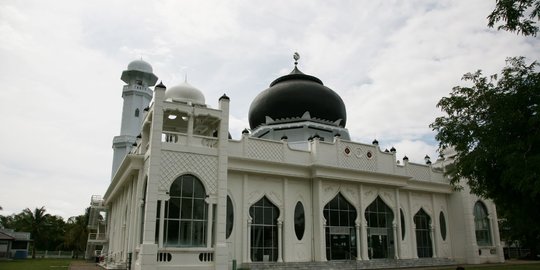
[69,261,102,270]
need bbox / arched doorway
[323,193,357,260]
[365,196,394,259]
[414,208,433,258]
[249,196,279,262]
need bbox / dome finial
[293,52,300,66]
[184,73,188,83]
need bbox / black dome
[248,67,347,129]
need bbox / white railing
[88,233,107,241]
[161,132,218,148]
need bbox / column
[207,203,214,248]
[312,179,326,261]
[395,189,401,259]
[393,223,399,259]
[430,225,437,258]
[247,218,252,262]
[431,194,439,258]
[355,223,361,260]
[159,200,165,247]
[361,221,369,260]
[187,112,194,145]
[409,192,418,258]
[489,205,504,262]
[277,220,283,262]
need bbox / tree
[64,208,89,258]
[18,206,51,259]
[488,0,540,36]
[431,57,540,254]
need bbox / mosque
[86,55,505,270]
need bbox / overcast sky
[0,0,538,219]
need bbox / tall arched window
[250,196,279,262]
[226,196,234,239]
[414,209,433,258]
[323,193,357,260]
[365,196,394,259]
[474,201,492,246]
[164,175,207,247]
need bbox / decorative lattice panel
[407,164,431,182]
[160,151,218,194]
[337,141,377,172]
[246,139,284,162]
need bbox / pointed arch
[414,208,433,258]
[249,196,279,262]
[365,196,395,259]
[323,192,357,260]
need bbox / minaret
[111,59,158,178]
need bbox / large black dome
[248,67,347,129]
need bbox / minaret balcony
[162,131,218,149]
[87,233,107,243]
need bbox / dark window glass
[474,201,491,246]
[164,174,207,247]
[166,220,179,245]
[155,201,161,244]
[439,211,447,241]
[400,209,406,240]
[135,108,140,117]
[226,196,234,239]
[323,193,357,260]
[250,196,279,262]
[294,201,305,240]
[414,209,433,258]
[365,196,394,259]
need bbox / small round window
[439,211,447,241]
[226,196,234,239]
[294,201,305,240]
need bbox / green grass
[464,264,540,270]
[0,258,75,270]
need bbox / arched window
[226,196,234,239]
[294,201,305,241]
[439,211,447,241]
[164,175,207,247]
[474,201,492,246]
[324,193,357,260]
[414,209,433,258]
[135,108,140,117]
[250,196,279,262]
[400,209,406,240]
[365,196,394,259]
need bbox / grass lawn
[0,258,76,270]
[464,264,540,270]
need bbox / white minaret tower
[111,59,158,178]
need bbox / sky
[0,0,538,219]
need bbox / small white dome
[127,59,153,73]
[165,82,206,105]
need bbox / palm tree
[19,206,50,259]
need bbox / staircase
[241,258,456,270]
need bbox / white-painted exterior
[88,60,505,270]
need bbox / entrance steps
[241,258,457,270]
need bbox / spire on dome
[293,52,300,66]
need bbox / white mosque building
[86,56,505,270]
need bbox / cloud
[0,0,539,219]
